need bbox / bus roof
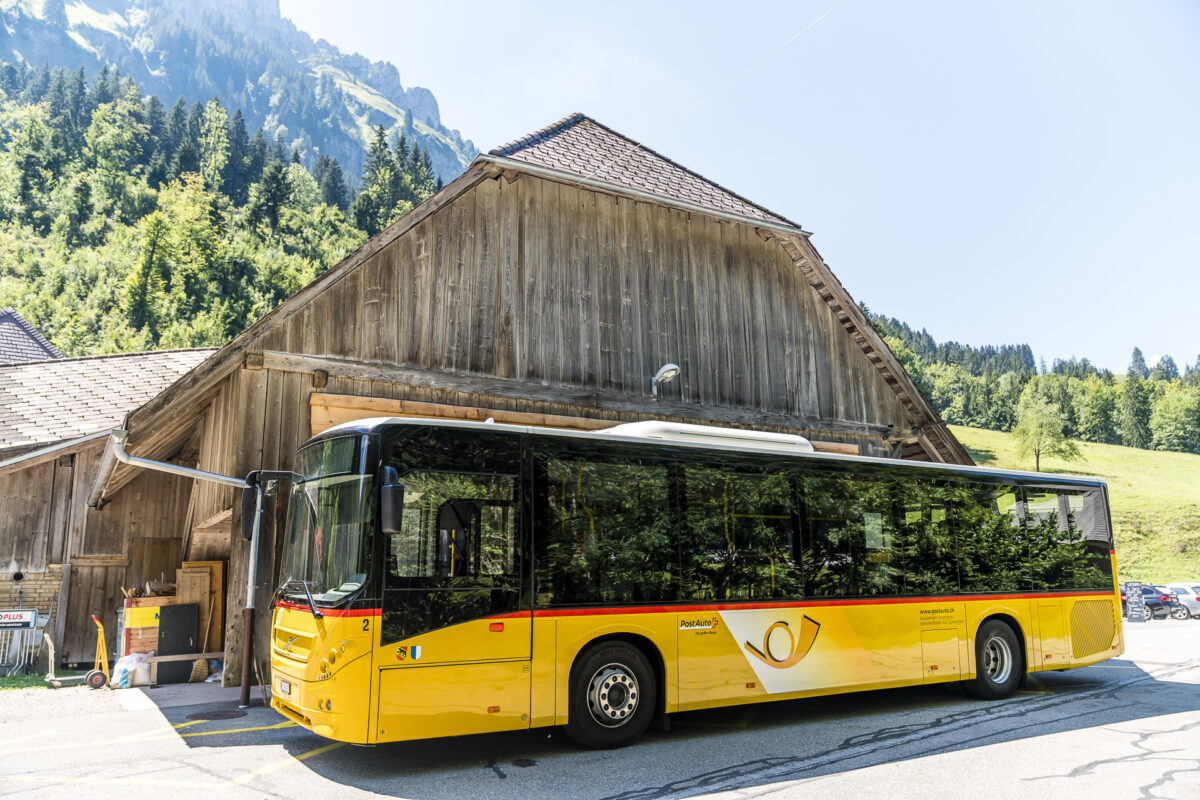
[314,416,1107,488]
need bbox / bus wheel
[565,641,656,748]
[965,620,1022,700]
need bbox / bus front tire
[965,620,1023,700]
[564,641,656,749]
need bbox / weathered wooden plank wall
[219,366,316,684]
[0,459,54,573]
[187,378,240,549]
[246,174,917,444]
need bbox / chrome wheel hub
[587,664,639,728]
[982,636,1013,684]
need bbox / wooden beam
[310,394,616,436]
[772,233,973,465]
[810,441,860,456]
[261,351,896,438]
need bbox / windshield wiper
[278,579,324,619]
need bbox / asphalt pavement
[0,620,1196,799]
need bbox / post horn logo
[743,616,820,669]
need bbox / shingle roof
[0,349,216,453]
[489,113,801,228]
[0,308,63,365]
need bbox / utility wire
[584,0,848,182]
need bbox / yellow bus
[269,418,1122,748]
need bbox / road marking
[171,720,206,730]
[1089,665,1140,669]
[228,741,345,784]
[179,720,297,738]
[0,741,346,789]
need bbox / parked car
[1154,585,1191,620]
[1166,583,1200,618]
[1120,583,1170,620]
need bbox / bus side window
[956,485,1024,592]
[681,466,800,602]
[387,471,517,587]
[535,455,676,605]
[1024,488,1112,590]
[800,474,852,597]
[898,480,960,596]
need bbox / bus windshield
[278,435,374,606]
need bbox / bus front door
[375,486,531,742]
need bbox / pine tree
[1129,347,1149,379]
[65,67,88,130]
[393,132,409,166]
[1119,376,1152,449]
[351,126,398,236]
[224,109,251,205]
[1185,356,1200,387]
[187,100,205,143]
[143,95,167,165]
[1154,354,1179,381]
[247,128,268,184]
[125,211,171,336]
[166,97,189,155]
[312,154,348,212]
[198,100,230,191]
[271,132,289,164]
[0,61,27,97]
[248,161,290,233]
[87,64,115,108]
[20,64,51,104]
[169,137,200,179]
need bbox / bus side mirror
[381,483,405,535]
[240,485,259,541]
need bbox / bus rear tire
[965,620,1022,700]
[564,641,656,749]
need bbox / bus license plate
[279,679,291,695]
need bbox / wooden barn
[79,114,971,683]
[0,350,213,663]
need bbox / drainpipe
[91,430,262,707]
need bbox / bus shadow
[265,657,1200,799]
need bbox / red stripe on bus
[530,590,1115,618]
[280,591,1114,619]
[275,601,381,617]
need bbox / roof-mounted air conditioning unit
[601,421,814,452]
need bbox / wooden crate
[122,596,175,657]
[181,561,225,652]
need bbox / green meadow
[950,425,1200,583]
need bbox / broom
[189,596,215,683]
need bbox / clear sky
[279,0,1200,374]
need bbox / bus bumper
[270,654,372,743]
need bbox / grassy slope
[950,425,1200,583]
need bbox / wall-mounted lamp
[652,363,681,398]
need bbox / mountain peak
[0,0,476,179]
